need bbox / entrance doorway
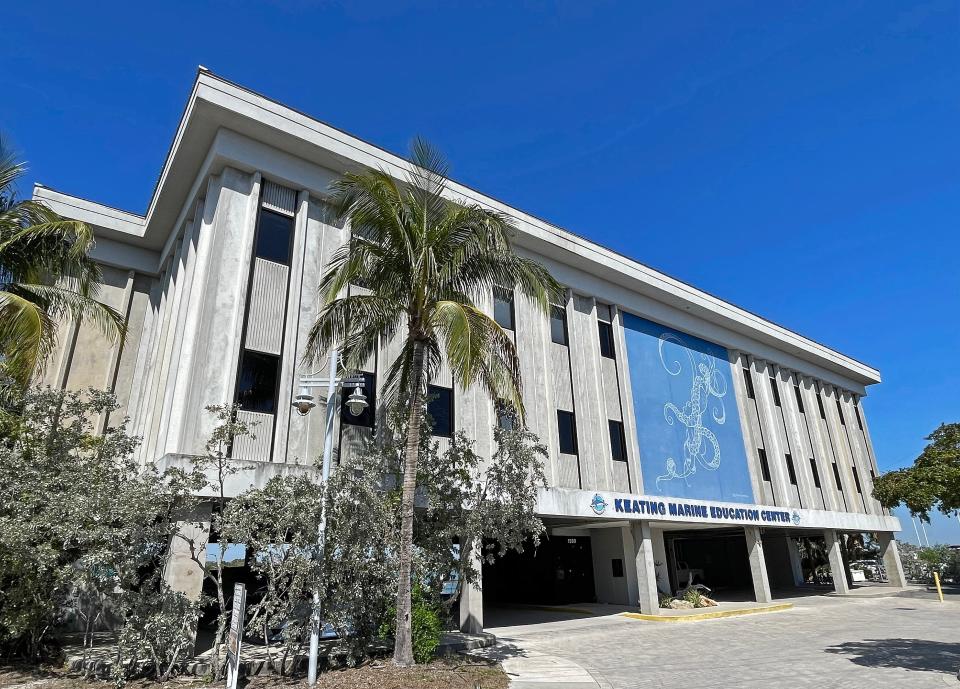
[484,534,596,606]
[664,529,753,595]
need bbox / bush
[681,588,703,607]
[410,600,442,664]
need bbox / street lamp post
[292,348,368,686]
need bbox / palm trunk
[393,339,427,666]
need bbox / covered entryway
[483,533,596,606]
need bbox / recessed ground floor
[458,514,908,633]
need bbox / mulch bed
[0,657,509,689]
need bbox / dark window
[611,558,624,578]
[769,378,781,407]
[493,287,514,330]
[852,466,863,493]
[810,458,821,488]
[785,453,797,485]
[598,321,615,359]
[550,305,568,345]
[854,404,864,430]
[832,462,843,492]
[495,400,515,430]
[742,368,755,399]
[557,410,578,455]
[793,384,805,413]
[836,396,845,425]
[816,389,826,419]
[254,208,294,265]
[758,448,771,482]
[608,420,627,462]
[427,384,454,437]
[341,371,376,428]
[236,350,280,413]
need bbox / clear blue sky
[3,1,958,542]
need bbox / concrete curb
[621,602,794,622]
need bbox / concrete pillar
[164,503,212,599]
[824,529,850,594]
[786,536,805,586]
[630,522,660,614]
[876,532,907,587]
[459,544,483,633]
[745,527,773,603]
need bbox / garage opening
[483,534,595,606]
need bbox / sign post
[225,583,247,689]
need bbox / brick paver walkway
[485,593,960,688]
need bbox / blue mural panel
[622,313,755,503]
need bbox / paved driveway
[485,593,960,688]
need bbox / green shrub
[411,600,442,664]
[681,588,703,607]
[658,594,674,608]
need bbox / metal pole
[308,349,338,686]
[911,517,921,546]
[919,519,930,547]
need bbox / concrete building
[36,69,904,630]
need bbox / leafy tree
[0,143,125,391]
[221,474,324,674]
[0,387,189,668]
[873,423,960,520]
[305,139,560,665]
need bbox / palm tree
[0,142,125,391]
[306,139,561,666]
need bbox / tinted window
[836,397,845,425]
[255,209,294,265]
[611,559,624,578]
[427,384,454,437]
[550,305,568,345]
[598,321,615,359]
[742,368,755,399]
[758,448,771,482]
[495,400,515,430]
[341,371,376,428]
[785,453,797,485]
[855,405,864,430]
[816,393,826,419]
[493,287,514,330]
[557,410,577,455]
[810,458,821,488]
[609,420,627,462]
[769,378,781,407]
[794,384,805,413]
[236,350,280,413]
[832,463,843,492]
[852,466,863,493]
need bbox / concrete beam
[163,503,212,600]
[876,532,907,587]
[786,535,805,586]
[745,527,773,603]
[459,544,484,633]
[824,529,850,594]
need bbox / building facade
[36,69,904,631]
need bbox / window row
[556,410,627,463]
[492,289,616,358]
[741,364,865,431]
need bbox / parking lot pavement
[484,594,960,688]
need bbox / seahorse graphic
[655,332,728,489]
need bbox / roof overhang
[33,68,882,387]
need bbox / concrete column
[164,503,212,599]
[786,536,805,586]
[745,527,773,603]
[824,529,850,594]
[876,532,907,587]
[458,544,483,633]
[630,522,660,614]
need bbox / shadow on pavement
[825,638,960,675]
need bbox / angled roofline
[33,67,882,386]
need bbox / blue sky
[3,2,958,542]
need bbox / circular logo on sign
[590,494,608,515]
[791,510,801,525]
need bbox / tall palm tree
[0,142,125,391]
[306,139,561,666]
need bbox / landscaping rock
[669,599,694,610]
[700,597,719,607]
